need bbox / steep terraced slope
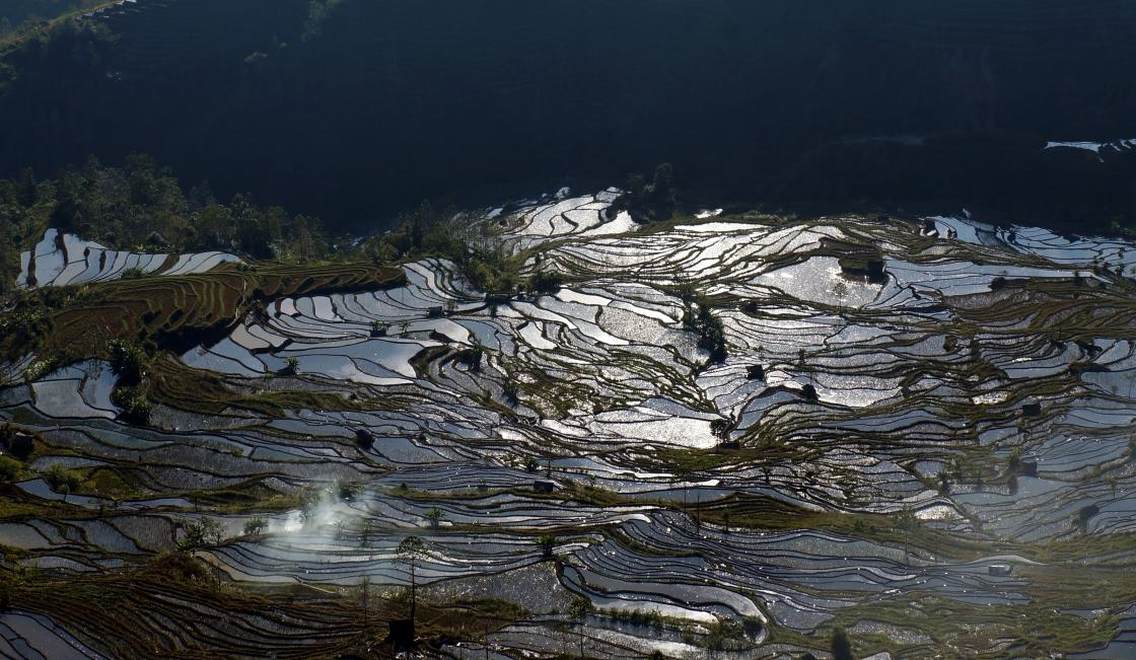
[2,191,1135,657]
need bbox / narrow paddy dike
[2,189,1136,657]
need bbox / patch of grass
[183,479,306,514]
[80,467,140,500]
[147,355,386,417]
[655,445,767,472]
[41,463,82,492]
[787,593,1123,659]
[4,262,404,364]
[0,455,24,482]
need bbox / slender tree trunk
[362,575,369,626]
[410,563,417,627]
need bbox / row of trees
[0,156,683,299]
[358,200,560,295]
[0,155,334,294]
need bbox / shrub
[831,627,853,660]
[1,425,34,460]
[42,464,82,492]
[243,517,268,536]
[616,163,677,223]
[108,339,148,384]
[538,533,556,559]
[567,596,594,621]
[119,267,146,280]
[279,356,300,376]
[462,248,522,294]
[179,517,225,550]
[682,295,727,363]
[456,347,483,372]
[1076,504,1100,532]
[111,385,152,425]
[338,481,362,501]
[530,270,563,295]
[1007,446,1023,474]
[607,608,664,629]
[355,428,375,450]
[145,551,213,584]
[702,619,745,651]
[22,359,53,383]
[0,456,22,482]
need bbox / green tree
[831,627,854,660]
[243,516,268,537]
[397,536,429,629]
[108,339,148,385]
[179,517,225,550]
[530,269,563,295]
[42,463,81,497]
[896,507,918,563]
[538,533,556,560]
[280,357,300,376]
[567,596,594,658]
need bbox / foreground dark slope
[1,0,1135,230]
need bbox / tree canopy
[0,155,332,294]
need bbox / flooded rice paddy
[3,190,1136,657]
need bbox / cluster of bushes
[678,286,727,363]
[108,338,153,425]
[461,246,524,294]
[454,346,483,372]
[605,608,665,629]
[0,294,50,360]
[1,424,90,496]
[530,269,563,295]
[0,155,333,295]
[0,283,112,366]
[42,463,82,493]
[177,517,225,550]
[359,200,566,296]
[0,423,34,459]
[243,516,268,536]
[0,156,582,307]
[0,454,21,482]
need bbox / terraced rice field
[17,229,241,289]
[2,189,1136,657]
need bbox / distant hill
[2,0,96,26]
[0,1,111,48]
[1,0,1134,233]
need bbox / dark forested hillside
[1,0,1135,231]
[1,0,101,28]
[5,5,1136,658]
